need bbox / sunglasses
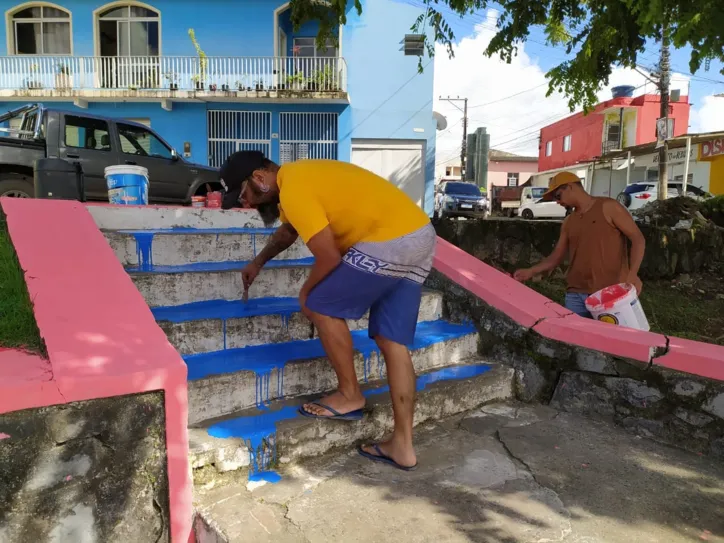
[237,178,250,204]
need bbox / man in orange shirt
[514,171,645,316]
[220,151,436,470]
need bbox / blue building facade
[0,0,436,212]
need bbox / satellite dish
[433,111,447,131]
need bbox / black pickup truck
[0,104,220,203]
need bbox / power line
[467,83,548,109]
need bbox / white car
[617,182,710,211]
[518,197,568,220]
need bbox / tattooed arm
[242,223,298,288]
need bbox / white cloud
[690,94,724,133]
[433,11,693,175]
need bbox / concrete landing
[194,404,724,543]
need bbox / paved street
[195,403,724,542]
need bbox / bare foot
[301,390,365,417]
[360,439,417,469]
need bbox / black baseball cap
[219,150,268,209]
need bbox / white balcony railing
[0,56,347,93]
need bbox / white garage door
[351,139,425,207]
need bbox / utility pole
[656,22,671,200]
[440,96,468,178]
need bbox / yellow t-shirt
[277,160,430,252]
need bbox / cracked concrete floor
[194,403,724,543]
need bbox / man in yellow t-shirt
[220,151,436,471]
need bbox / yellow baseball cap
[542,171,580,201]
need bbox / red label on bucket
[586,283,631,310]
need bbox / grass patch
[528,274,724,346]
[0,208,45,354]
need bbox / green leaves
[291,0,724,112]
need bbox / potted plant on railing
[165,71,179,91]
[55,63,71,89]
[26,64,43,90]
[191,74,204,91]
[311,65,338,91]
[221,81,230,92]
[281,72,305,91]
[255,80,265,92]
[188,28,208,91]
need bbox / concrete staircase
[103,221,514,481]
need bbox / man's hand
[241,261,261,290]
[627,273,643,296]
[514,268,535,282]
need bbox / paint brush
[242,287,249,304]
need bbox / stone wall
[434,217,724,279]
[425,270,724,458]
[0,392,170,543]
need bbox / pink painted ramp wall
[433,237,724,382]
[0,198,192,543]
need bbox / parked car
[492,185,548,217]
[0,104,220,203]
[616,182,710,211]
[517,194,568,220]
[434,181,488,219]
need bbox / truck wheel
[0,176,34,198]
[521,209,534,220]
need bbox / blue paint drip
[132,232,155,272]
[252,232,257,257]
[207,363,492,479]
[184,320,476,382]
[255,370,273,408]
[277,366,284,398]
[208,405,299,476]
[222,319,227,350]
[126,257,313,274]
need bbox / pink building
[487,150,539,193]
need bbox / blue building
[0,0,437,211]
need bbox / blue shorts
[565,292,592,318]
[306,224,436,346]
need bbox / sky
[428,6,724,170]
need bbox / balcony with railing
[0,56,348,102]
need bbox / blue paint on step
[249,471,282,484]
[184,320,476,382]
[126,257,314,274]
[152,297,300,323]
[207,362,491,478]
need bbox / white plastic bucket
[585,283,650,331]
[104,165,149,205]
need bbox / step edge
[189,363,514,473]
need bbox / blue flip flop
[357,444,418,471]
[298,401,364,421]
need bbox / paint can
[104,165,149,205]
[585,283,650,331]
[191,196,206,208]
[205,191,222,208]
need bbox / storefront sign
[636,145,698,168]
[700,138,724,159]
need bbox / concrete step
[186,320,478,424]
[105,228,311,269]
[153,291,443,355]
[129,260,312,307]
[189,360,514,474]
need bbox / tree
[288,0,724,112]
